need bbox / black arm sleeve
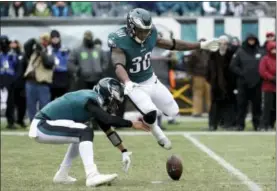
[85,99,133,128]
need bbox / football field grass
[1,129,275,191]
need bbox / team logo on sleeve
[108,38,117,48]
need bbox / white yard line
[183,133,262,191]
[1,131,275,136]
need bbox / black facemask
[84,39,94,48]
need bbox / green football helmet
[93,78,124,113]
[127,8,153,44]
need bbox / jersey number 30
[130,52,151,73]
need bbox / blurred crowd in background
[1,1,276,18]
[0,28,276,132]
[0,1,276,131]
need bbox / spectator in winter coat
[259,41,276,131]
[31,2,51,17]
[68,31,109,90]
[206,35,237,131]
[230,36,241,52]
[93,2,115,17]
[188,39,211,117]
[230,33,263,131]
[0,2,10,17]
[47,30,70,100]
[0,36,21,129]
[262,32,275,55]
[71,2,92,16]
[156,2,183,16]
[51,1,69,17]
[9,1,28,17]
[10,40,27,128]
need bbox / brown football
[166,155,183,181]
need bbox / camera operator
[47,30,70,100]
[23,33,55,121]
[0,36,21,129]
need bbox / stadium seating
[1,1,275,18]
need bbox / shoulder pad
[107,35,117,48]
[108,28,127,48]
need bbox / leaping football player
[108,8,219,150]
[28,78,149,187]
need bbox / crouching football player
[28,78,149,187]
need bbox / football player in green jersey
[108,8,219,150]
[28,78,149,187]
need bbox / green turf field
[0,118,255,132]
[1,126,275,191]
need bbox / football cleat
[158,137,172,150]
[86,173,118,187]
[53,174,77,184]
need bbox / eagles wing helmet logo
[97,96,104,106]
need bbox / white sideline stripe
[183,133,262,191]
[1,131,275,136]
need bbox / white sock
[144,120,166,141]
[79,141,98,177]
[61,143,79,167]
[56,143,79,176]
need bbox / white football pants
[128,74,179,117]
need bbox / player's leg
[30,119,117,186]
[153,79,181,138]
[54,143,79,184]
[34,119,88,184]
[150,79,180,146]
[151,79,179,118]
[127,86,171,149]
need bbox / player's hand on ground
[124,81,139,95]
[200,38,219,52]
[122,151,132,173]
[132,121,150,132]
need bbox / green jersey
[108,27,158,83]
[38,90,103,122]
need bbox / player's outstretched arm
[156,37,219,52]
[156,37,200,50]
[98,124,133,173]
[85,99,150,131]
